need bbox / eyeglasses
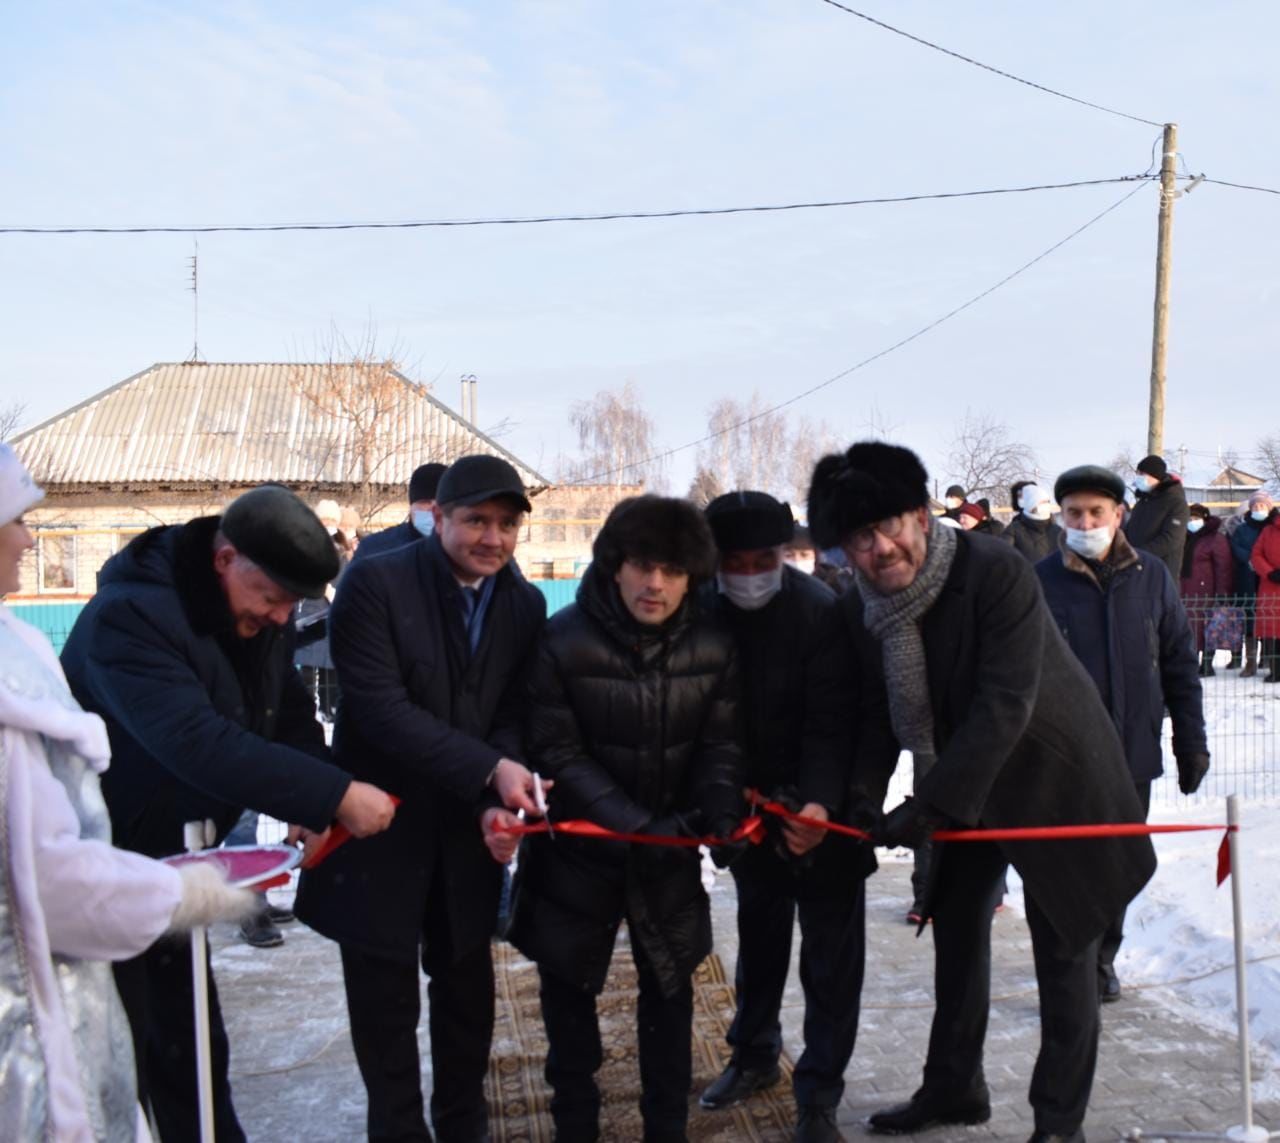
[846,514,907,553]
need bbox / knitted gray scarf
[855,517,957,761]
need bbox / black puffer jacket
[508,563,743,997]
[1124,475,1189,580]
[1001,512,1063,564]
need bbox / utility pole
[1147,122,1178,457]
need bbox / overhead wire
[570,180,1153,486]
[1201,177,1280,197]
[0,176,1154,236]
[816,0,1164,128]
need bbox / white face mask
[1065,525,1113,560]
[787,555,816,575]
[1187,519,1204,534]
[411,508,435,538]
[1132,475,1157,493]
[1023,503,1052,521]
[717,566,784,611]
[1252,509,1271,522]
[945,497,963,510]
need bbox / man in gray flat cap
[62,483,398,1143]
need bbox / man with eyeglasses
[502,495,743,1143]
[808,441,1156,1143]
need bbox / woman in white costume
[0,442,252,1142]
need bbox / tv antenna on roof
[187,242,201,362]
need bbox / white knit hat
[1018,483,1049,513]
[0,442,43,527]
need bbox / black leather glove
[846,793,885,840]
[1268,569,1280,584]
[875,797,944,850]
[1176,752,1210,795]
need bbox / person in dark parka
[1036,465,1207,1003]
[697,492,869,1143]
[1001,480,1062,563]
[351,460,448,562]
[1123,454,1189,580]
[1229,491,1274,675]
[808,442,1157,1143]
[503,495,743,1143]
[60,484,397,1143]
[295,455,546,1143]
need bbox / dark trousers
[539,926,693,1141]
[1099,780,1152,972]
[113,936,246,1143]
[340,941,495,1142]
[922,841,1100,1136]
[727,860,865,1108]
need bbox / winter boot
[1241,640,1259,678]
[1198,652,1216,678]
[1263,639,1280,683]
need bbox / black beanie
[944,484,966,500]
[408,462,447,503]
[807,441,930,549]
[220,485,340,599]
[704,491,795,552]
[1136,454,1168,480]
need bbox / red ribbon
[497,814,767,848]
[300,795,403,870]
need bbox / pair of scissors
[533,773,554,841]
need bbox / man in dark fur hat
[808,442,1157,1143]
[502,494,744,1143]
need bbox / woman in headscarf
[0,442,254,1142]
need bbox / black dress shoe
[239,910,284,948]
[868,1085,991,1135]
[1027,1130,1085,1142]
[795,1104,841,1142]
[698,1062,782,1110]
[1098,965,1122,1003]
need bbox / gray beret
[220,485,339,599]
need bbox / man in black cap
[296,453,547,1143]
[61,483,398,1142]
[808,442,1157,1143]
[1036,465,1208,1003]
[697,491,868,1143]
[942,483,967,522]
[353,460,449,562]
[1123,453,1190,580]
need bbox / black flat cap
[807,441,930,549]
[221,485,339,599]
[436,454,531,513]
[408,462,447,504]
[705,490,795,552]
[1054,465,1126,505]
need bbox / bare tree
[0,401,26,442]
[1107,443,1140,477]
[687,466,723,508]
[563,381,667,490]
[695,391,791,501]
[288,327,444,524]
[788,415,842,511]
[945,411,1038,507]
[1255,437,1280,486]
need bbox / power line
[0,176,1153,236]
[573,180,1152,486]
[1203,177,1280,197]
[816,0,1164,128]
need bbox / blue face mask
[411,508,435,538]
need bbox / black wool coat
[60,516,350,858]
[843,532,1157,953]
[350,518,420,563]
[1124,475,1190,581]
[707,566,874,890]
[1035,532,1205,783]
[295,533,545,964]
[1001,512,1064,564]
[508,565,743,998]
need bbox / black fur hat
[704,490,795,552]
[592,495,717,583]
[807,441,930,549]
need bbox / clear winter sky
[3,2,1278,496]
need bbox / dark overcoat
[1124,475,1190,580]
[60,516,349,858]
[1229,513,1266,596]
[350,518,420,563]
[294,532,545,964]
[508,565,743,998]
[843,532,1157,953]
[1036,532,1205,782]
[1001,512,1063,564]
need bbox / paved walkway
[215,859,1277,1141]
